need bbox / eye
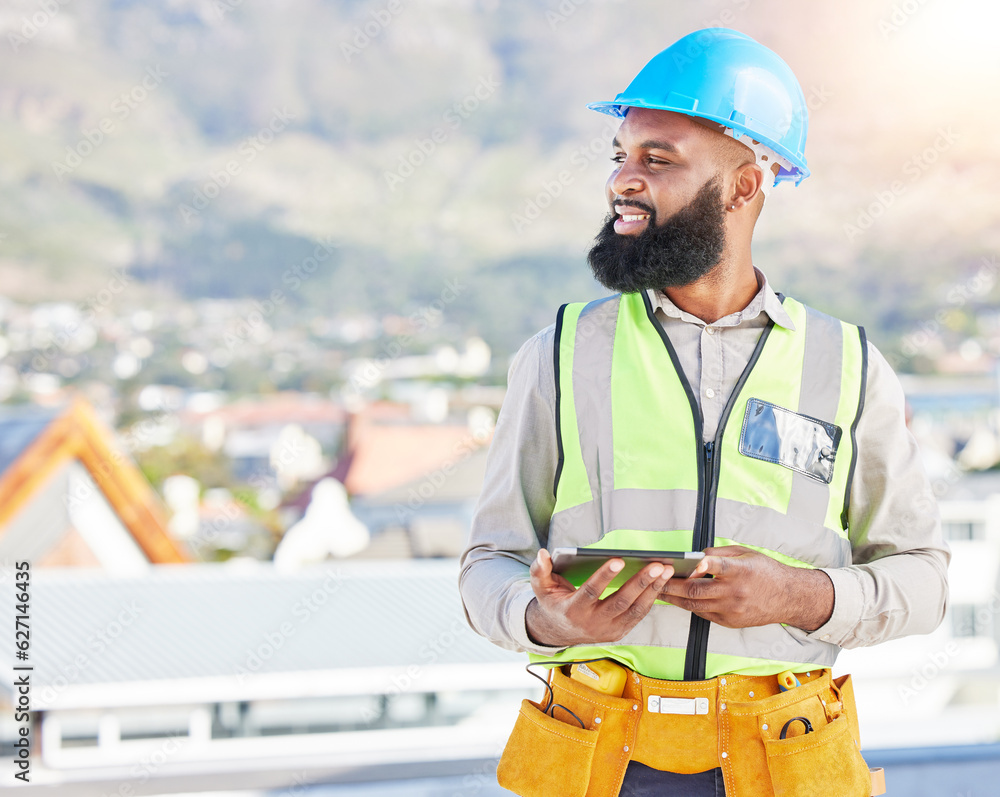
[610,153,625,163]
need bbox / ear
[729,162,769,210]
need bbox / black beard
[587,175,727,294]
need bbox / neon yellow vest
[531,291,867,680]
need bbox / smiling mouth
[613,206,652,232]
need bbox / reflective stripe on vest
[534,291,868,680]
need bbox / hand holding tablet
[550,547,706,588]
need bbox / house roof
[341,405,491,497]
[0,404,57,474]
[181,392,347,428]
[358,447,490,506]
[0,560,525,710]
[0,398,189,564]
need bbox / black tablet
[550,547,705,585]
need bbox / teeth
[620,214,649,222]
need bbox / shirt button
[706,326,715,335]
[706,388,716,399]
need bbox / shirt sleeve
[806,340,951,648]
[458,325,567,656]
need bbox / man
[460,28,949,797]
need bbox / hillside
[0,0,998,362]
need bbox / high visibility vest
[531,291,868,681]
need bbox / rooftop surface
[0,560,523,708]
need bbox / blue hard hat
[588,28,810,185]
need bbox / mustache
[611,196,656,213]
[613,198,656,217]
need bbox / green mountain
[1,0,998,360]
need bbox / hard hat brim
[587,100,810,185]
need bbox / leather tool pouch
[496,697,598,797]
[762,674,870,796]
[723,672,871,797]
[497,668,637,797]
[498,666,874,797]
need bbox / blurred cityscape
[1,0,1000,794]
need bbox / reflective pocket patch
[738,399,842,484]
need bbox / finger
[530,549,565,589]
[690,552,742,579]
[605,563,674,623]
[576,557,626,602]
[664,592,723,616]
[529,548,550,579]
[660,572,723,600]
[702,545,753,558]
[601,562,672,615]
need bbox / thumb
[532,548,575,592]
[531,548,554,578]
[692,546,754,577]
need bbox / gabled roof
[0,398,188,564]
[0,404,56,474]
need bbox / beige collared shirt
[459,270,950,661]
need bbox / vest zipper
[682,442,714,680]
[639,291,776,681]
[684,441,716,680]
[697,442,715,553]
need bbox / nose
[607,155,644,199]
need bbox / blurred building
[179,393,346,484]
[0,399,188,572]
[838,471,1000,749]
[283,401,494,560]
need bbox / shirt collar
[645,267,796,332]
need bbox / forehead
[613,107,723,153]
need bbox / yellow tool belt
[498,664,880,797]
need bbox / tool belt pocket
[759,675,870,797]
[763,714,870,797]
[497,698,598,797]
